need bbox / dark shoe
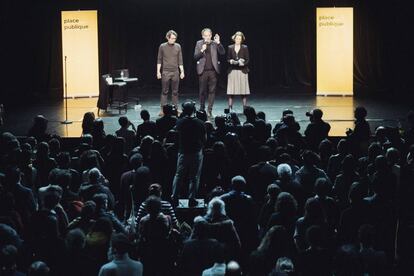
[188,198,198,208]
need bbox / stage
[1,89,411,138]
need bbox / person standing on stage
[227,31,250,112]
[194,28,225,118]
[157,30,184,116]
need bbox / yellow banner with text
[61,10,99,97]
[317,8,353,96]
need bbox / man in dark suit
[194,28,225,117]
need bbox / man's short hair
[201,28,212,35]
[140,110,150,121]
[118,116,129,127]
[111,233,132,255]
[166,30,178,39]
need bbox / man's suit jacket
[194,40,225,75]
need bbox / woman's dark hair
[257,225,288,254]
[275,192,297,216]
[304,197,325,222]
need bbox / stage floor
[1,92,412,138]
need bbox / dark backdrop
[1,0,413,104]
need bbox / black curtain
[1,0,413,104]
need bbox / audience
[0,105,412,275]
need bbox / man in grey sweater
[157,30,184,116]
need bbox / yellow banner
[61,10,99,97]
[317,8,353,96]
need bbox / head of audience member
[162,104,176,117]
[81,200,96,220]
[206,186,226,203]
[43,192,61,211]
[257,225,289,254]
[80,134,94,148]
[165,129,177,144]
[231,175,246,192]
[266,137,278,153]
[336,139,349,155]
[118,116,130,129]
[257,111,267,122]
[212,141,227,157]
[36,141,50,159]
[206,197,226,219]
[243,106,257,123]
[314,178,331,199]
[129,153,143,170]
[92,193,108,212]
[182,101,196,117]
[229,112,241,126]
[281,109,294,121]
[92,118,105,135]
[306,108,323,122]
[30,115,48,134]
[145,195,162,218]
[48,138,60,156]
[266,183,281,203]
[82,112,95,134]
[204,121,214,135]
[214,115,226,130]
[28,261,50,276]
[354,106,368,121]
[140,110,150,121]
[304,197,325,223]
[0,245,19,275]
[151,140,167,160]
[225,260,242,276]
[374,126,388,143]
[275,192,298,217]
[192,216,210,239]
[301,150,319,167]
[368,142,383,162]
[88,167,103,185]
[374,155,389,174]
[148,183,162,198]
[319,139,333,157]
[65,228,86,251]
[110,233,132,256]
[254,119,267,142]
[341,154,356,174]
[274,257,295,274]
[277,163,292,182]
[139,135,155,157]
[56,151,71,169]
[386,147,400,166]
[348,182,365,205]
[196,110,208,122]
